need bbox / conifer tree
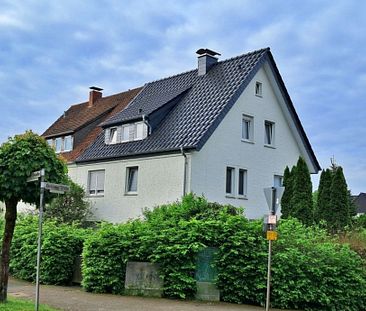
[329,166,350,231]
[290,157,313,225]
[280,166,293,218]
[314,169,332,223]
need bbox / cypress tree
[280,166,293,218]
[290,157,313,225]
[329,166,350,231]
[315,169,333,223]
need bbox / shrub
[271,218,366,311]
[10,215,87,285]
[44,179,92,227]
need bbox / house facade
[67,48,320,222]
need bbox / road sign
[266,231,278,241]
[27,170,41,182]
[41,182,70,194]
[263,186,285,214]
[267,215,277,225]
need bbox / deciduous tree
[0,131,67,302]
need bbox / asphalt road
[8,277,286,311]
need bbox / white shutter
[143,123,148,138]
[105,128,111,144]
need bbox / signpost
[27,170,69,311]
[263,186,284,311]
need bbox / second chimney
[89,86,103,107]
[196,48,221,76]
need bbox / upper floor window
[238,169,248,197]
[242,115,254,142]
[64,135,73,151]
[255,81,262,97]
[47,135,74,153]
[264,121,275,146]
[88,170,105,196]
[106,122,148,145]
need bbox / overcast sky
[0,0,365,193]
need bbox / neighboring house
[63,47,320,223]
[352,193,366,216]
[43,86,142,163]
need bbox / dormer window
[47,135,74,153]
[109,128,118,144]
[106,122,148,145]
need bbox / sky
[0,0,365,193]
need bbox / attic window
[109,128,118,144]
[255,82,262,97]
[106,122,148,145]
[47,135,74,153]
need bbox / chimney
[88,86,103,107]
[196,48,221,76]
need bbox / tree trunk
[0,198,18,302]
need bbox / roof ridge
[67,86,142,109]
[143,47,270,86]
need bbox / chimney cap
[196,48,221,57]
[89,86,103,92]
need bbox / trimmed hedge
[10,215,87,285]
[81,195,366,311]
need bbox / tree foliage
[281,166,293,219]
[315,169,333,222]
[45,179,91,227]
[0,131,67,302]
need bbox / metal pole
[266,239,272,311]
[35,169,45,311]
[265,187,276,311]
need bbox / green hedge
[81,195,366,310]
[272,219,366,311]
[10,215,87,285]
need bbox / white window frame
[122,124,130,142]
[255,81,262,97]
[63,135,73,152]
[225,167,235,197]
[55,137,63,153]
[242,115,254,143]
[125,166,138,195]
[88,170,105,196]
[274,175,283,187]
[109,127,118,144]
[134,122,144,141]
[238,168,248,198]
[264,120,275,147]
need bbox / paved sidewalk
[9,277,279,311]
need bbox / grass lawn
[0,297,59,310]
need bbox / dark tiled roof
[353,193,366,214]
[45,87,142,162]
[43,88,142,137]
[77,48,320,172]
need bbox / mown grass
[0,297,59,310]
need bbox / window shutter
[116,126,122,143]
[105,128,111,144]
[143,123,148,138]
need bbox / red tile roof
[43,87,142,162]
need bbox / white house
[64,48,320,222]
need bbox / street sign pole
[35,168,45,311]
[265,187,276,311]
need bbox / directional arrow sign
[27,170,41,182]
[41,182,70,194]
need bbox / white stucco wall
[190,65,312,219]
[69,153,186,223]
